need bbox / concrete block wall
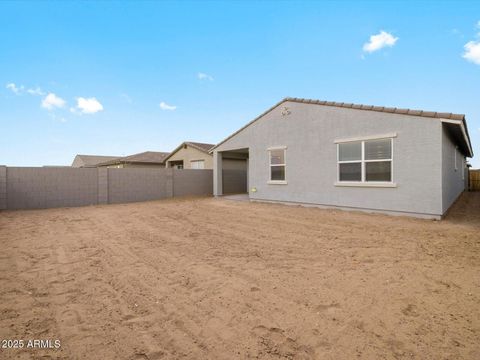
[98,168,109,204]
[173,169,213,197]
[108,168,171,204]
[1,167,213,210]
[0,166,6,210]
[6,167,98,210]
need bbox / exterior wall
[215,101,445,217]
[166,145,213,169]
[6,167,98,210]
[2,167,212,210]
[108,168,171,204]
[441,125,466,213]
[173,169,213,197]
[0,166,6,210]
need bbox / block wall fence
[0,166,213,210]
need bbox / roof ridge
[282,97,465,120]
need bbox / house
[164,142,215,169]
[97,151,170,168]
[71,154,120,168]
[211,97,473,219]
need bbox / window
[337,138,393,183]
[268,147,286,183]
[190,160,205,169]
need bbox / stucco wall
[215,101,445,217]
[166,145,213,169]
[441,125,466,213]
[1,167,212,210]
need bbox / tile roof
[184,142,215,153]
[211,97,472,156]
[72,155,120,167]
[284,97,465,120]
[163,141,215,162]
[120,151,170,163]
[98,151,170,166]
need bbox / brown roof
[185,142,215,153]
[211,97,472,157]
[72,154,120,167]
[121,151,170,163]
[163,141,215,162]
[98,151,170,166]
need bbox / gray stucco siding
[215,101,444,217]
[441,125,465,213]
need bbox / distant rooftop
[72,154,120,168]
[98,151,170,166]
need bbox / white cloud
[6,83,24,94]
[27,87,45,96]
[462,21,480,65]
[76,97,104,114]
[7,83,45,96]
[463,41,480,65]
[197,72,214,81]
[159,101,176,111]
[41,93,66,110]
[363,31,399,53]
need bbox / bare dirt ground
[0,194,479,360]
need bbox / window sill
[268,180,288,185]
[334,182,397,188]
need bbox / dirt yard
[0,194,479,360]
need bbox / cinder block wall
[108,168,171,204]
[173,169,213,197]
[6,167,98,210]
[1,167,213,210]
[0,166,6,210]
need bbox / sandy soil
[0,194,479,360]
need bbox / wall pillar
[166,168,174,198]
[97,168,109,204]
[213,151,223,196]
[0,166,6,210]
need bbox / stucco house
[164,142,215,169]
[211,97,473,219]
[97,151,169,168]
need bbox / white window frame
[190,159,205,169]
[335,136,396,187]
[268,146,287,184]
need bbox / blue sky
[1,1,479,167]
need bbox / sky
[0,0,479,167]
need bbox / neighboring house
[211,97,473,219]
[71,154,120,168]
[97,151,170,168]
[164,142,215,169]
